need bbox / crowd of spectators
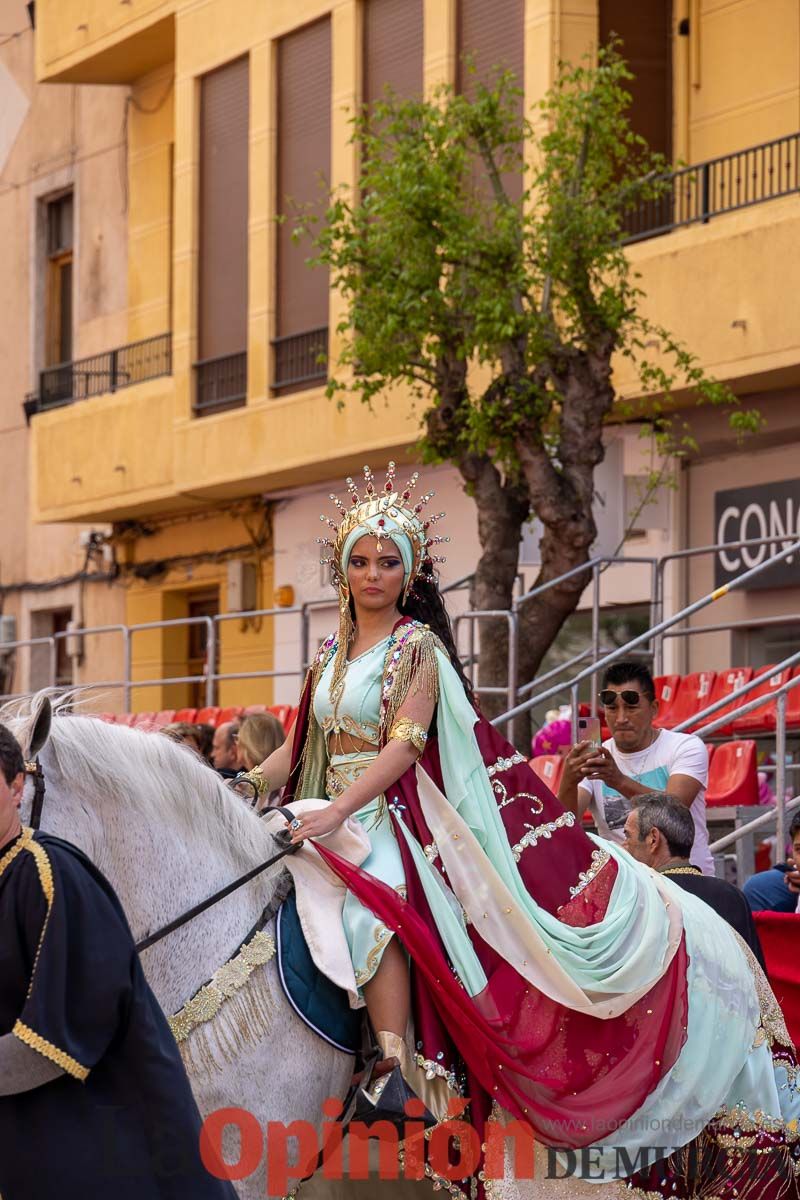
[160,712,285,792]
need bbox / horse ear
[28,694,53,759]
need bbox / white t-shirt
[578,728,713,875]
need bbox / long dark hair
[399,561,476,707]
[346,555,477,707]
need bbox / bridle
[24,759,46,832]
[22,758,300,954]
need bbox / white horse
[5,694,627,1200]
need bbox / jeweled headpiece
[317,462,449,603]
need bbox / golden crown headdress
[317,462,449,597]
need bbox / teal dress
[313,636,407,994]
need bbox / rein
[22,757,300,954]
[135,810,299,953]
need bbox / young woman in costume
[247,464,800,1199]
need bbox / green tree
[303,47,758,741]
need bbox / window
[30,607,73,690]
[456,0,525,203]
[196,57,249,415]
[363,0,423,106]
[599,0,672,160]
[274,18,331,394]
[43,190,74,403]
[187,590,219,708]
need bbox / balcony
[272,327,328,394]
[194,351,247,416]
[35,1,175,85]
[623,132,800,244]
[24,333,172,422]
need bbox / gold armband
[240,765,269,797]
[389,718,428,755]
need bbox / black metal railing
[272,326,328,391]
[623,131,800,244]
[194,351,248,415]
[24,332,172,421]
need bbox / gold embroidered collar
[660,863,702,876]
[0,826,33,880]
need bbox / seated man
[622,791,765,967]
[743,811,800,913]
[559,660,713,873]
[0,725,236,1200]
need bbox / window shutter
[276,18,331,353]
[457,0,524,99]
[198,56,249,361]
[363,0,423,106]
[599,0,673,160]
[457,0,524,202]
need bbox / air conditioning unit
[227,559,258,613]
[65,620,84,662]
[0,615,17,658]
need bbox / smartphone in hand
[577,716,602,748]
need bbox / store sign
[714,479,800,590]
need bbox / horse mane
[2,694,278,871]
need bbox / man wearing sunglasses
[558,661,712,874]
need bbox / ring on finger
[290,817,303,831]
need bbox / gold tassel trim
[381,624,443,739]
[13,1020,89,1082]
[169,929,276,1072]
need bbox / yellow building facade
[21,0,800,705]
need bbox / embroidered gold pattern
[569,847,611,898]
[169,930,276,1043]
[13,1020,89,1082]
[510,811,576,862]
[413,1052,460,1093]
[27,837,54,904]
[734,932,796,1052]
[354,922,393,986]
[0,826,33,879]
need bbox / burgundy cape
[282,623,699,1195]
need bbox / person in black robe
[621,791,766,968]
[0,725,238,1200]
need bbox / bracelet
[240,765,269,797]
[389,718,428,755]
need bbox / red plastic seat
[215,705,244,726]
[529,755,564,794]
[786,667,800,730]
[174,708,198,723]
[268,705,292,729]
[731,665,792,734]
[695,667,754,735]
[753,912,800,1050]
[244,704,267,715]
[705,740,758,807]
[151,709,176,728]
[116,713,137,727]
[652,674,681,728]
[132,711,156,728]
[194,706,220,726]
[655,671,716,731]
[96,712,117,723]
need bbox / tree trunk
[510,345,614,748]
[457,453,530,729]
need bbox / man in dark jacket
[622,791,766,968]
[0,724,236,1200]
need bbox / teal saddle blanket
[275,890,362,1055]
